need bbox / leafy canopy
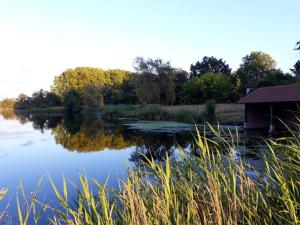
[190,56,231,77]
[51,67,137,105]
[181,72,232,104]
[134,57,176,105]
[237,51,277,85]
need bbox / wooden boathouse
[238,83,300,132]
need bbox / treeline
[0,98,15,108]
[1,47,299,111]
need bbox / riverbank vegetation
[1,47,299,113]
[1,125,299,224]
[101,102,214,124]
[101,101,244,124]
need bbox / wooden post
[244,104,248,129]
[269,104,275,133]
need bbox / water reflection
[1,109,274,170]
[1,111,194,165]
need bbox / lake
[0,110,271,221]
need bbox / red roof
[238,83,300,104]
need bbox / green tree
[257,69,295,87]
[45,92,62,106]
[52,67,109,99]
[103,69,137,104]
[291,60,300,77]
[31,89,47,107]
[134,57,176,105]
[118,72,138,104]
[52,67,137,106]
[190,56,231,77]
[135,74,160,104]
[236,51,277,86]
[174,69,189,104]
[81,85,104,108]
[14,94,30,109]
[180,76,204,104]
[63,90,81,113]
[181,73,232,104]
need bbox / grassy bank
[101,103,243,124]
[1,125,299,224]
[102,103,221,124]
[101,104,204,123]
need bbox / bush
[102,105,137,120]
[203,99,216,122]
[138,104,171,120]
[172,109,203,123]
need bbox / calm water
[0,110,270,221]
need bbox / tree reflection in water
[0,110,194,166]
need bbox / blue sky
[0,0,299,99]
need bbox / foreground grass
[1,125,299,225]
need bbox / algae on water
[125,121,194,133]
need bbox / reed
[3,125,300,225]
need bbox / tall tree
[174,69,189,104]
[135,74,160,105]
[51,67,109,99]
[257,69,295,87]
[52,67,137,105]
[181,73,232,104]
[81,85,104,108]
[190,56,231,77]
[291,60,300,77]
[134,57,176,105]
[236,51,277,86]
[102,69,136,104]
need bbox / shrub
[172,109,203,123]
[102,105,137,120]
[138,104,171,120]
[203,99,216,122]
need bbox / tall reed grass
[1,125,299,224]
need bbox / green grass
[2,124,299,225]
